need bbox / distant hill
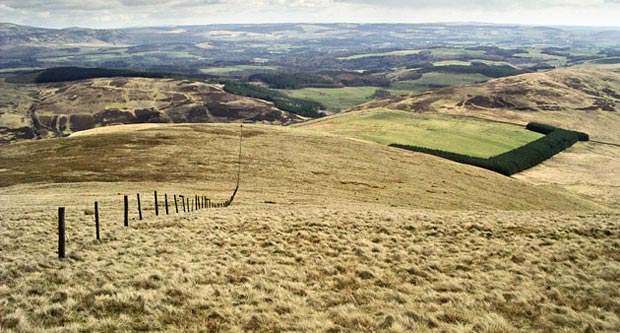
[0,77,303,143]
[0,23,128,46]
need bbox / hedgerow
[526,122,589,141]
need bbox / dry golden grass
[513,143,620,208]
[0,123,617,332]
[0,189,618,332]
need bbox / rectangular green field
[278,86,379,111]
[297,109,543,158]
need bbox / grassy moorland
[0,123,571,209]
[0,123,616,333]
[297,109,542,158]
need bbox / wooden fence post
[137,193,142,220]
[95,201,100,241]
[124,195,129,227]
[165,194,169,215]
[154,191,159,216]
[58,207,65,259]
[174,194,179,214]
[181,195,186,212]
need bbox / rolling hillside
[353,66,620,207]
[0,23,128,47]
[0,123,593,210]
[0,123,617,333]
[296,109,543,158]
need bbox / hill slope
[0,23,128,46]
[354,66,620,207]
[359,67,620,142]
[0,123,595,211]
[0,78,302,143]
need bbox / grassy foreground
[297,109,543,158]
[1,194,617,333]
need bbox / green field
[513,49,568,67]
[390,72,490,93]
[278,86,379,110]
[433,59,518,67]
[338,49,421,60]
[200,65,280,75]
[297,109,543,158]
[338,47,489,61]
[428,48,487,58]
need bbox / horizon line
[3,21,620,31]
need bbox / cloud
[334,0,609,9]
[0,0,619,28]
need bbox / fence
[55,123,244,259]
[56,191,234,259]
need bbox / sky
[1,0,620,29]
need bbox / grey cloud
[0,0,618,29]
[118,0,221,7]
[333,0,606,9]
